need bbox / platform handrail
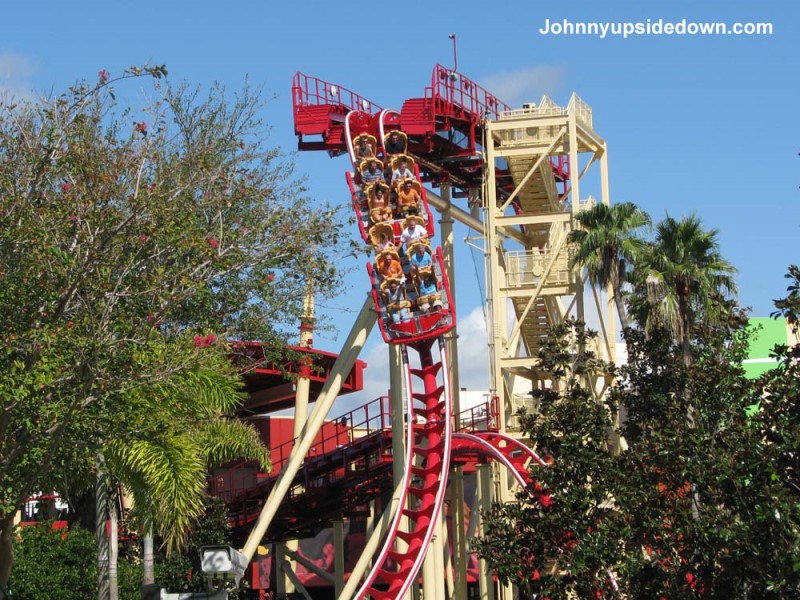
[430,64,510,121]
[292,72,382,113]
[454,400,500,433]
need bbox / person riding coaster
[369,222,396,252]
[396,179,422,217]
[408,240,432,277]
[380,277,411,324]
[399,215,427,254]
[391,155,416,186]
[360,158,385,187]
[415,268,443,314]
[376,248,404,281]
[367,182,392,224]
[353,133,377,166]
[383,130,407,157]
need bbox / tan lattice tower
[483,94,615,436]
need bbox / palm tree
[97,364,271,599]
[569,202,651,331]
[633,214,737,366]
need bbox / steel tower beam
[482,97,614,439]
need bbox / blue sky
[3,0,798,404]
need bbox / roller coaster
[213,64,614,600]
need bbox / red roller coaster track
[291,66,548,599]
[213,66,551,599]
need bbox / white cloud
[453,305,490,391]
[330,337,390,415]
[480,66,564,108]
[0,53,36,102]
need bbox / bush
[9,523,96,600]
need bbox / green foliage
[475,281,800,597]
[474,321,624,599]
[569,202,651,329]
[9,524,97,600]
[629,213,737,363]
[0,65,346,584]
[153,496,245,599]
[772,264,800,331]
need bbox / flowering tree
[475,284,800,597]
[0,66,350,586]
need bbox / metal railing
[210,396,393,502]
[508,394,541,432]
[454,396,500,433]
[430,64,510,121]
[566,92,593,128]
[504,248,572,288]
[292,72,382,113]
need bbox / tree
[569,202,651,330]
[0,67,349,586]
[9,523,97,600]
[474,321,623,598]
[151,495,245,598]
[476,270,800,597]
[631,214,737,365]
[97,358,271,600]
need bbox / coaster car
[366,182,392,224]
[353,133,377,165]
[369,222,396,251]
[396,179,422,215]
[383,130,408,156]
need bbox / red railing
[429,64,511,122]
[276,396,393,469]
[454,397,500,433]
[292,72,382,114]
[210,396,393,502]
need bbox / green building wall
[743,317,789,379]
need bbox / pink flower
[138,234,149,244]
[98,69,110,84]
[208,237,220,249]
[68,215,78,221]
[61,182,72,193]
[193,334,217,348]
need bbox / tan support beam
[334,520,345,597]
[426,189,527,246]
[338,481,405,600]
[241,297,377,561]
[279,558,313,600]
[284,548,334,585]
[477,464,495,600]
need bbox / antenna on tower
[448,34,458,77]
